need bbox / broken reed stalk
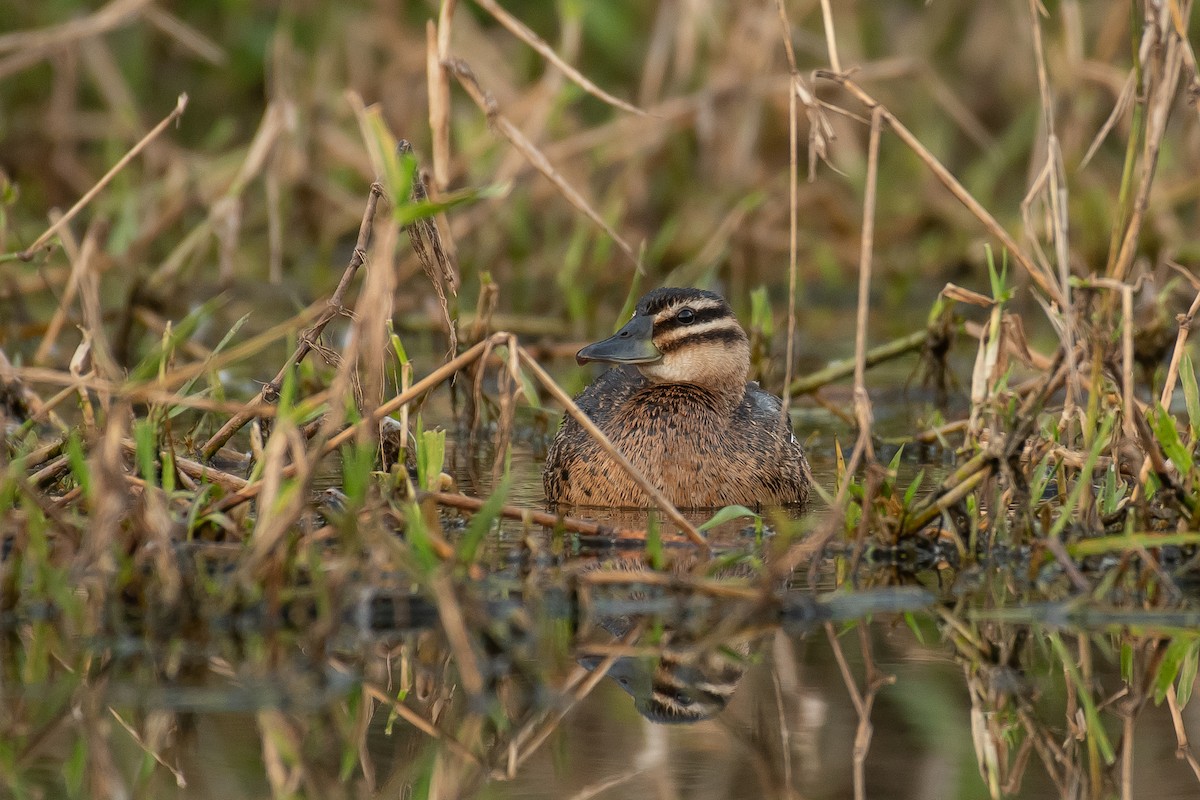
[12,94,188,262]
[514,346,708,553]
[200,181,383,459]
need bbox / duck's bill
[576,315,662,365]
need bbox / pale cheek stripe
[656,321,742,349]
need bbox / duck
[543,287,811,508]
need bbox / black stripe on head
[654,304,731,335]
[636,287,729,318]
[656,327,747,354]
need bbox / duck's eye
[676,308,696,324]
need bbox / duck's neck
[636,346,749,411]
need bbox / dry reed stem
[772,106,887,583]
[1166,685,1200,785]
[774,0,800,421]
[428,571,485,698]
[242,417,311,570]
[1109,3,1187,284]
[141,5,226,65]
[206,335,505,515]
[427,5,453,190]
[108,708,186,788]
[191,101,289,286]
[424,490,647,540]
[200,181,383,459]
[962,320,1055,372]
[1159,282,1200,410]
[8,302,320,420]
[447,58,643,274]
[15,94,187,261]
[114,439,247,493]
[9,367,310,419]
[1027,0,1079,417]
[562,770,649,800]
[396,140,458,356]
[363,682,484,767]
[473,0,644,118]
[1044,535,1092,593]
[33,210,84,365]
[901,466,990,537]
[0,352,67,434]
[514,346,706,552]
[330,334,504,450]
[825,622,891,800]
[0,0,149,54]
[852,106,883,461]
[824,74,1063,305]
[75,224,122,387]
[818,0,841,73]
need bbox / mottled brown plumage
[544,287,811,508]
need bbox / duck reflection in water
[574,555,762,724]
[578,635,753,724]
[545,287,812,508]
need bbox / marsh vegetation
[4,1,1200,798]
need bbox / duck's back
[544,368,810,508]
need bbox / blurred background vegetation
[1,1,1197,378]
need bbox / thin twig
[15,94,188,261]
[473,0,645,117]
[852,105,884,461]
[775,0,801,422]
[447,58,643,274]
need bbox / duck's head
[577,287,750,392]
